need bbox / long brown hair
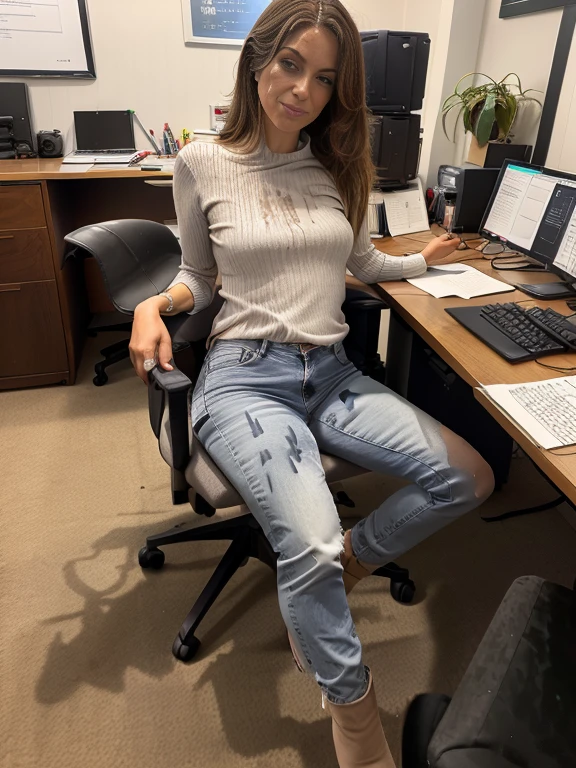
[218,0,374,238]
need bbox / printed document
[382,179,430,237]
[481,376,576,449]
[406,264,514,299]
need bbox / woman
[129,1,495,765]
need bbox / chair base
[140,499,417,662]
[93,339,130,386]
[141,512,276,662]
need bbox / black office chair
[401,575,576,768]
[64,219,416,663]
[65,219,185,386]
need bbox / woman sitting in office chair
[129,1,494,765]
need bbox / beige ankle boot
[324,669,396,768]
[341,529,375,595]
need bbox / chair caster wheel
[390,579,416,604]
[138,546,165,570]
[93,372,108,386]
[173,635,201,662]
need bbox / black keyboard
[445,302,576,363]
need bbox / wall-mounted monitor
[500,0,576,18]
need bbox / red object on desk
[129,150,153,166]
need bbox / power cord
[490,255,546,272]
[535,359,576,373]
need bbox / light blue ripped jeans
[191,339,494,705]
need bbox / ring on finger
[143,358,157,372]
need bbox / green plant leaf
[441,107,453,141]
[500,72,523,92]
[475,92,496,146]
[453,106,465,143]
[442,93,462,112]
[453,72,498,94]
[519,93,543,108]
[495,102,515,140]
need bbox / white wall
[0,0,439,154]
[419,0,488,188]
[475,0,562,151]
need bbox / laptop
[63,110,138,164]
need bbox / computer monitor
[480,159,576,296]
[73,110,135,151]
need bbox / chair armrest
[344,286,388,311]
[148,363,193,471]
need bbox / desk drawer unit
[0,182,68,388]
[0,229,54,283]
[0,184,46,229]
[0,282,68,377]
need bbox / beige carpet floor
[2,335,576,768]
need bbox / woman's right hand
[129,296,174,383]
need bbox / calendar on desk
[181,0,272,45]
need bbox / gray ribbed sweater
[168,134,427,346]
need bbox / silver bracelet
[158,291,174,313]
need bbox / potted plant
[441,73,542,166]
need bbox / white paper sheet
[62,153,137,165]
[57,163,94,173]
[382,179,430,237]
[481,376,576,449]
[406,264,514,299]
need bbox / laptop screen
[74,110,135,151]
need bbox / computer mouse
[566,299,576,311]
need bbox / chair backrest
[64,219,182,314]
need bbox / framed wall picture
[181,0,273,45]
[0,0,95,78]
[500,0,576,17]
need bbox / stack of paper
[406,263,514,299]
[481,376,576,449]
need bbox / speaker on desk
[37,130,64,158]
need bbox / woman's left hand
[421,234,462,265]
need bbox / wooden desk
[0,159,176,389]
[373,231,576,504]
[0,157,172,181]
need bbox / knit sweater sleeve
[346,215,427,284]
[166,150,218,314]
